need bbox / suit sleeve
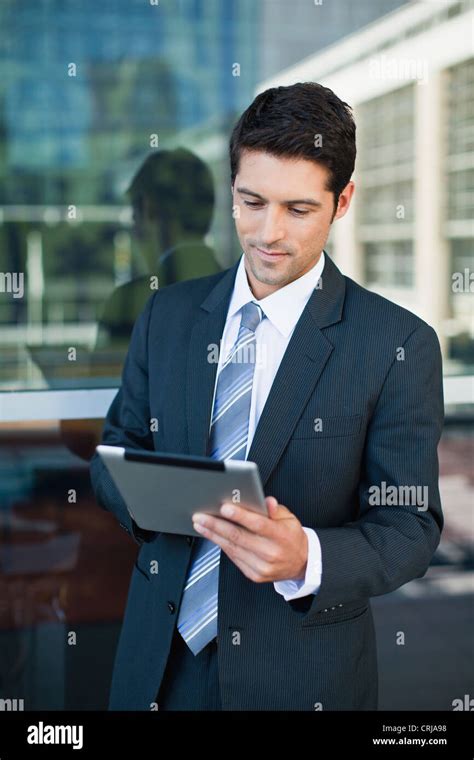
[89,291,158,546]
[296,321,445,618]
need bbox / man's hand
[192,497,308,584]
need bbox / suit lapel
[186,252,346,487]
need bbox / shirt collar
[227,251,326,338]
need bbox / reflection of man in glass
[95,148,221,354]
[62,149,220,462]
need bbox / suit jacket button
[186,536,193,545]
[167,601,176,614]
[323,608,328,613]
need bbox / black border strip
[124,448,226,471]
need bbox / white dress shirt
[209,251,325,601]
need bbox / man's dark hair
[229,82,356,216]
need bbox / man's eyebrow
[236,186,323,208]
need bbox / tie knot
[240,301,263,333]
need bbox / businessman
[90,82,444,711]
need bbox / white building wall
[256,0,474,359]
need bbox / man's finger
[226,552,269,583]
[217,502,276,536]
[210,532,274,581]
[193,513,276,560]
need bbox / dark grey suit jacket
[89,251,444,711]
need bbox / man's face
[232,149,354,299]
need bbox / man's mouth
[254,247,288,261]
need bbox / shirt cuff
[273,527,322,601]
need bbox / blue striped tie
[177,301,264,655]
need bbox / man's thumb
[265,495,282,518]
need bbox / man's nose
[259,207,285,247]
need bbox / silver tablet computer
[96,445,267,536]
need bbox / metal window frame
[0,388,118,422]
[0,377,472,423]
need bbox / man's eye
[243,201,308,216]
